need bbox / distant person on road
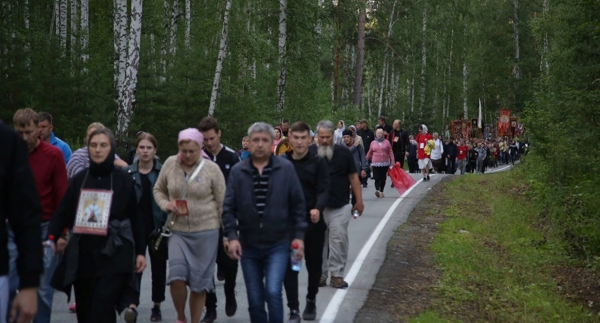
[366,129,394,198]
[153,128,226,323]
[283,121,330,323]
[37,112,72,164]
[316,120,364,289]
[387,119,409,170]
[375,116,392,138]
[1,121,43,323]
[342,129,368,205]
[238,136,251,160]
[415,125,433,181]
[407,135,418,173]
[280,119,290,138]
[356,119,374,187]
[333,120,346,145]
[223,122,307,323]
[430,133,444,174]
[457,140,468,175]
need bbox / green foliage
[524,0,600,264]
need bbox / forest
[1,1,599,264]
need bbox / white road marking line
[319,177,424,323]
[485,164,513,173]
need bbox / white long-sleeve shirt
[430,139,444,160]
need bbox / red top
[457,146,468,160]
[29,140,68,222]
[415,133,433,159]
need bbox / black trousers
[205,229,239,311]
[447,156,456,175]
[408,156,418,173]
[393,154,405,169]
[75,274,127,323]
[372,166,388,192]
[467,160,476,173]
[284,220,326,310]
[116,241,168,312]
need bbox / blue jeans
[240,242,289,323]
[7,222,58,323]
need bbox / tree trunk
[207,0,232,117]
[353,0,366,106]
[377,57,386,118]
[58,0,67,50]
[170,0,180,56]
[444,29,454,121]
[462,62,468,118]
[159,0,170,82]
[512,0,520,81]
[71,0,79,58]
[542,0,549,74]
[411,72,415,113]
[419,4,428,118]
[276,0,287,117]
[114,0,127,93]
[185,0,190,49]
[118,0,143,149]
[80,0,89,67]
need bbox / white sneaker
[375,190,381,198]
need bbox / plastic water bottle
[43,235,55,269]
[291,243,302,272]
[352,210,360,219]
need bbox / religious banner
[515,123,525,137]
[74,189,113,236]
[497,109,511,137]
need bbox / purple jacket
[366,139,395,167]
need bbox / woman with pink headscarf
[153,128,226,323]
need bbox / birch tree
[159,0,170,81]
[185,0,190,49]
[377,0,395,117]
[114,0,128,94]
[80,0,89,66]
[208,0,232,117]
[419,3,428,117]
[462,62,468,118]
[512,0,520,81]
[71,0,79,58]
[276,0,287,116]
[117,0,143,148]
[353,0,366,107]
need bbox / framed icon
[73,189,113,236]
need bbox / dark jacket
[445,142,458,158]
[357,128,375,153]
[341,143,368,173]
[408,142,418,158]
[0,123,43,288]
[283,151,330,216]
[49,155,145,294]
[124,159,168,228]
[387,129,410,157]
[222,155,307,249]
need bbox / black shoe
[302,298,317,321]
[150,305,162,322]
[217,269,225,281]
[319,278,327,287]
[201,309,217,323]
[124,307,138,323]
[427,175,430,181]
[390,183,394,188]
[289,309,302,323]
[225,290,237,317]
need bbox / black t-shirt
[139,172,154,233]
[204,144,240,181]
[323,145,357,209]
[376,124,393,135]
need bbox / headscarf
[421,124,428,134]
[177,128,209,161]
[348,125,358,138]
[88,130,116,177]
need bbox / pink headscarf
[177,128,209,161]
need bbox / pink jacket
[366,139,395,166]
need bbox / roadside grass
[410,169,597,323]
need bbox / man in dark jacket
[223,122,307,323]
[0,121,43,323]
[387,120,410,169]
[356,119,374,187]
[283,121,330,322]
[445,137,458,175]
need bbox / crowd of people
[0,110,524,323]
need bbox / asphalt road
[51,165,512,323]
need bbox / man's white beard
[318,145,334,161]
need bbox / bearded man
[312,120,364,289]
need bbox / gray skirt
[168,229,219,293]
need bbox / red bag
[388,162,417,196]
